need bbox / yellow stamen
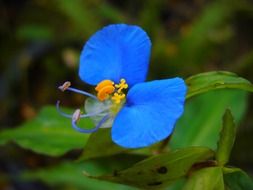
[111,93,125,104]
[115,79,128,93]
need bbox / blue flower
[57,24,187,148]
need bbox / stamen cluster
[95,79,128,104]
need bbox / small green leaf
[223,168,253,190]
[216,109,236,166]
[186,71,253,99]
[0,106,90,156]
[86,147,214,189]
[79,128,126,160]
[183,167,224,190]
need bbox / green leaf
[79,128,126,160]
[186,71,253,99]
[0,106,90,156]
[86,147,214,189]
[223,168,253,190]
[170,89,248,150]
[22,161,137,190]
[216,109,236,166]
[183,167,224,190]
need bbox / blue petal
[111,78,187,148]
[79,24,151,87]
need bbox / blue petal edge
[79,24,151,87]
[111,78,187,148]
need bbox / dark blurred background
[1,0,253,189]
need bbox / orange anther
[97,85,115,101]
[95,80,114,92]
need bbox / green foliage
[86,147,214,189]
[186,71,253,99]
[171,71,252,151]
[22,160,137,190]
[0,106,90,156]
[216,109,236,166]
[170,89,247,150]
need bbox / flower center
[95,79,128,104]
